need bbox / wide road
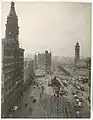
[10,74,74,118]
[9,69,90,118]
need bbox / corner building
[1,2,24,117]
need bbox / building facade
[35,50,51,73]
[37,52,45,69]
[87,57,91,86]
[24,59,35,90]
[1,2,24,117]
[44,50,51,73]
[34,53,37,70]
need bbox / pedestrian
[40,93,42,98]
[25,103,28,107]
[42,86,44,93]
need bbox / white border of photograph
[0,0,92,120]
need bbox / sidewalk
[12,82,43,117]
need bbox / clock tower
[75,41,80,62]
[5,1,19,46]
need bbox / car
[59,91,65,95]
[40,82,42,85]
[74,94,78,98]
[76,99,79,102]
[57,94,59,97]
[77,86,80,90]
[79,98,83,102]
[78,101,82,107]
[13,106,19,111]
[34,85,36,88]
[80,87,84,91]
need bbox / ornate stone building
[1,2,24,117]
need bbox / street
[10,68,90,118]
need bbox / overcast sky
[1,2,91,57]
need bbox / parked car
[13,105,19,111]
[74,94,78,99]
[40,82,42,85]
[78,101,82,107]
[34,85,36,88]
[76,99,79,102]
[59,91,65,96]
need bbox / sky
[1,1,91,57]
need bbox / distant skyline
[1,2,91,57]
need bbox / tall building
[74,41,80,70]
[37,52,40,69]
[44,50,51,73]
[37,52,45,69]
[36,50,51,73]
[34,53,37,70]
[1,2,24,117]
[75,41,80,62]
